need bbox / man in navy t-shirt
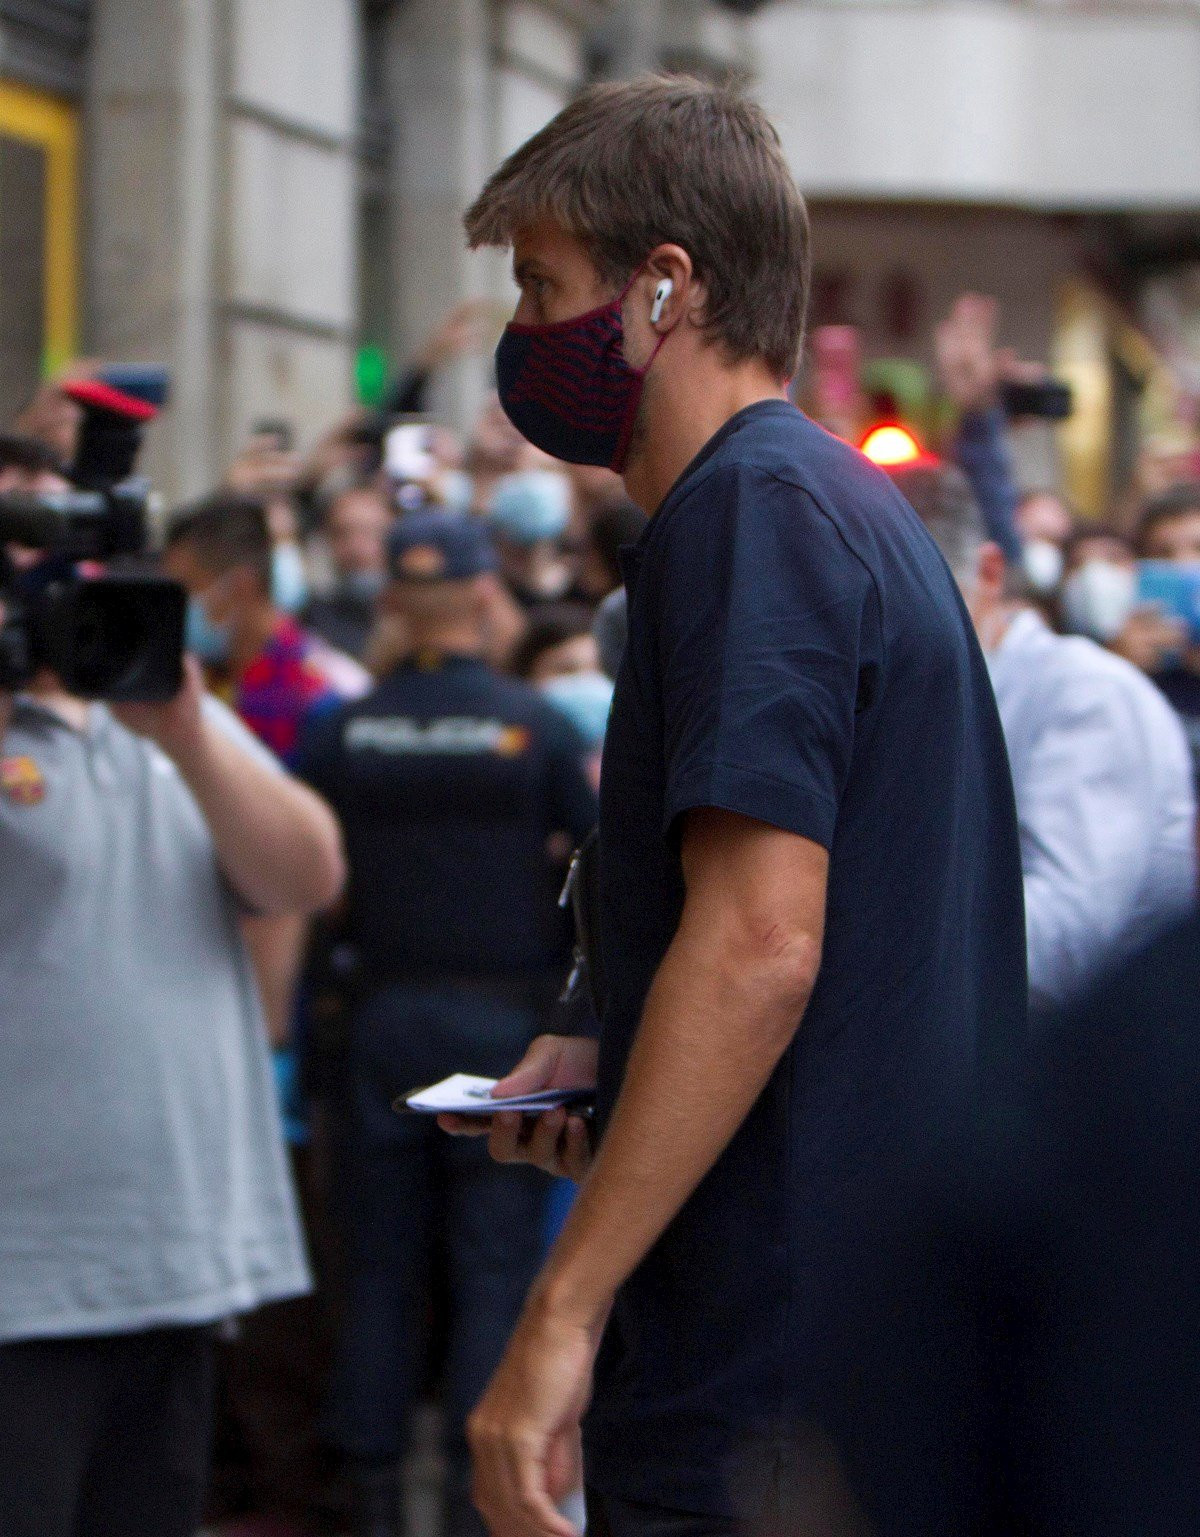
[445,77,1027,1537]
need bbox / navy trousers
[328,985,549,1536]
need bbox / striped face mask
[494,267,672,474]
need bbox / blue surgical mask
[270,542,310,614]
[488,470,572,546]
[439,469,474,515]
[185,596,232,664]
[540,670,614,747]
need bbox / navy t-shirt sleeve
[656,466,874,850]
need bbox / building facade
[1,0,1199,509]
[751,0,1200,512]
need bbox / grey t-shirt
[0,693,310,1342]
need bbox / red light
[859,424,924,467]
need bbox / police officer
[295,511,598,1537]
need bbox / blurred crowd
[168,301,643,721]
[2,282,1199,1537]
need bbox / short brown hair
[166,493,273,591]
[465,74,810,380]
[1134,482,1200,556]
[0,431,65,478]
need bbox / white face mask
[270,541,310,615]
[1060,560,1136,642]
[1023,539,1064,596]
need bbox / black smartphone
[249,418,295,452]
[999,378,1073,421]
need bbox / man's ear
[643,245,694,332]
[976,541,1006,602]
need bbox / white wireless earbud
[650,278,674,325]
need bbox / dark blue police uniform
[296,515,598,1537]
[583,402,1027,1536]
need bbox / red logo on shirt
[495,726,532,758]
[0,756,46,805]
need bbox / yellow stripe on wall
[0,79,79,376]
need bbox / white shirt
[988,608,1196,1013]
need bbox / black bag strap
[559,826,606,1021]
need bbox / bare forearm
[174,719,345,915]
[537,919,813,1330]
[242,912,309,1045]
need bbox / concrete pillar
[383,0,495,435]
[221,0,360,465]
[383,0,587,436]
[660,0,750,80]
[85,0,223,502]
[603,0,664,80]
[85,0,360,502]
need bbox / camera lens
[55,578,185,701]
[70,590,144,694]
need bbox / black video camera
[0,373,185,701]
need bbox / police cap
[387,510,498,584]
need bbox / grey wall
[754,0,1200,210]
[85,0,360,502]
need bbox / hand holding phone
[433,1036,599,1181]
[999,378,1073,421]
[383,422,436,484]
[1110,604,1188,674]
[1137,561,1200,647]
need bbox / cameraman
[0,429,70,498]
[0,549,345,1537]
